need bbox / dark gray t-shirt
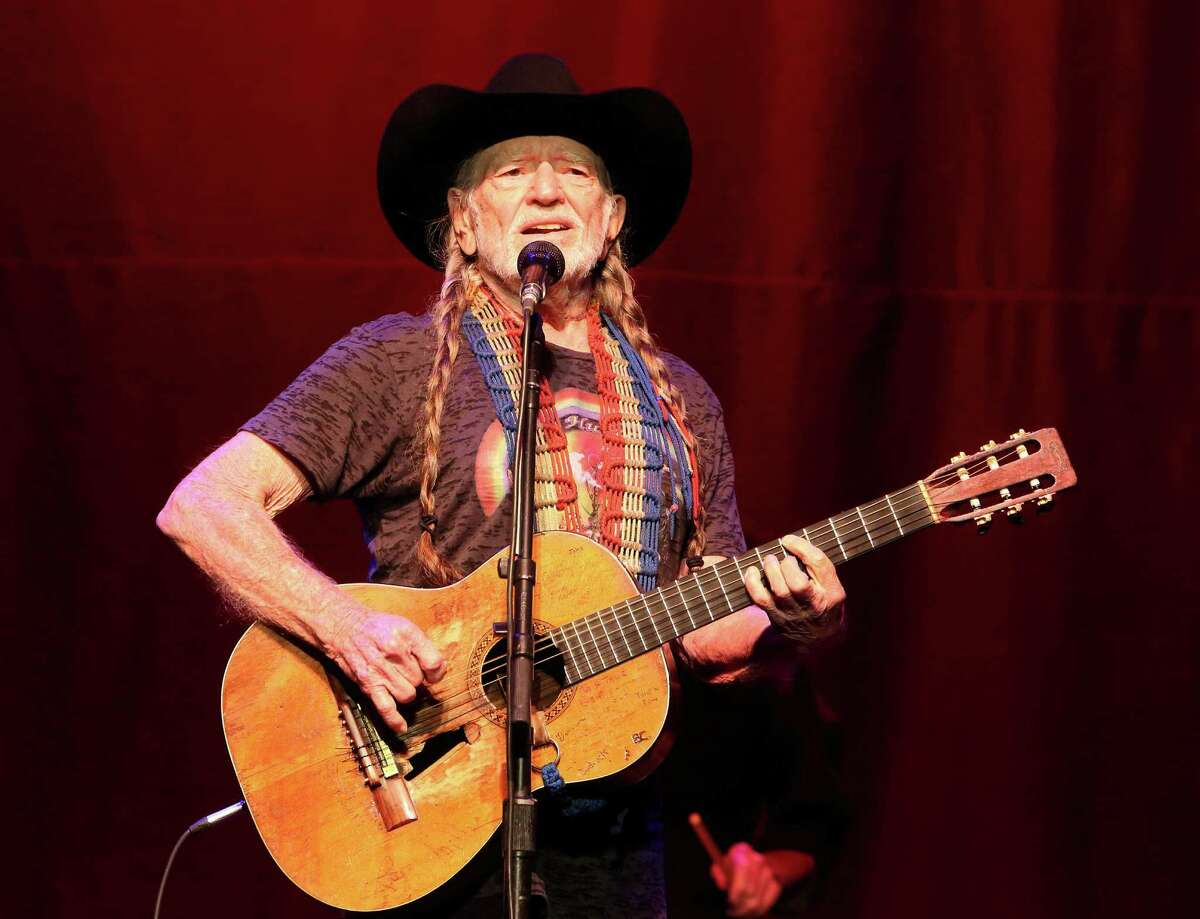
[243,311,746,586]
[242,310,748,918]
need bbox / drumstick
[688,812,727,884]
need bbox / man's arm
[156,431,444,731]
[675,536,846,683]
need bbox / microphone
[517,241,565,310]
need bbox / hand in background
[712,842,815,918]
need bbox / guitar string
[394,453,1040,743]
[397,491,938,735]
[396,498,944,742]
[395,449,1052,745]
[342,445,1042,754]
[396,444,1035,737]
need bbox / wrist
[311,596,366,657]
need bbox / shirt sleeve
[697,405,748,559]
[664,351,747,559]
[241,327,406,500]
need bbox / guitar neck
[550,482,938,685]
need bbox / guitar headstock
[923,427,1077,530]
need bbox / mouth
[519,222,573,235]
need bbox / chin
[482,234,606,289]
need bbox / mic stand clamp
[503,300,544,919]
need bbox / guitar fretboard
[549,482,936,684]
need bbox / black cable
[154,801,245,919]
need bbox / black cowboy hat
[377,53,691,269]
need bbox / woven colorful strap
[461,284,697,591]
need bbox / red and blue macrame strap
[461,292,580,532]
[459,284,698,592]
[598,312,700,533]
[589,311,665,591]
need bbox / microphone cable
[154,801,245,919]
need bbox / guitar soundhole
[475,627,576,727]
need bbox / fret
[570,620,594,676]
[694,570,717,622]
[643,595,672,643]
[581,614,608,669]
[644,593,664,644]
[675,578,697,632]
[612,605,635,661]
[730,556,749,599]
[884,492,905,535]
[553,629,577,683]
[595,607,617,666]
[855,505,875,549]
[827,516,847,562]
[625,597,649,651]
[711,563,735,614]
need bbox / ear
[606,194,627,244]
[448,190,477,257]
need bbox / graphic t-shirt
[243,311,747,587]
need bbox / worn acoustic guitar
[221,427,1076,912]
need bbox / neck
[478,265,594,352]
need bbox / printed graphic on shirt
[474,387,605,537]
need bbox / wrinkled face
[450,136,626,289]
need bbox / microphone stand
[503,290,545,919]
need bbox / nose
[527,161,566,205]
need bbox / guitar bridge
[328,674,418,831]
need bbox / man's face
[451,136,626,289]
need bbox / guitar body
[219,427,1079,913]
[221,531,673,912]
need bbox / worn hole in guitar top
[402,725,468,780]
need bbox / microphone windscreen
[517,241,566,285]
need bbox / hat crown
[484,53,581,95]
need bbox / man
[157,55,845,917]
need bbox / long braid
[594,241,707,557]
[414,233,472,585]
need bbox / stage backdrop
[4,2,1197,917]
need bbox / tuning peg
[1005,503,1025,524]
[976,513,993,533]
[1036,494,1054,512]
[1009,428,1027,441]
[951,450,967,463]
[979,440,998,452]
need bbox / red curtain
[5,2,1196,917]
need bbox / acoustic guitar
[221,427,1076,911]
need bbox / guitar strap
[461,282,698,591]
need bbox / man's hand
[711,842,782,918]
[742,534,846,644]
[321,608,447,733]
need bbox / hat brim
[377,84,691,269]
